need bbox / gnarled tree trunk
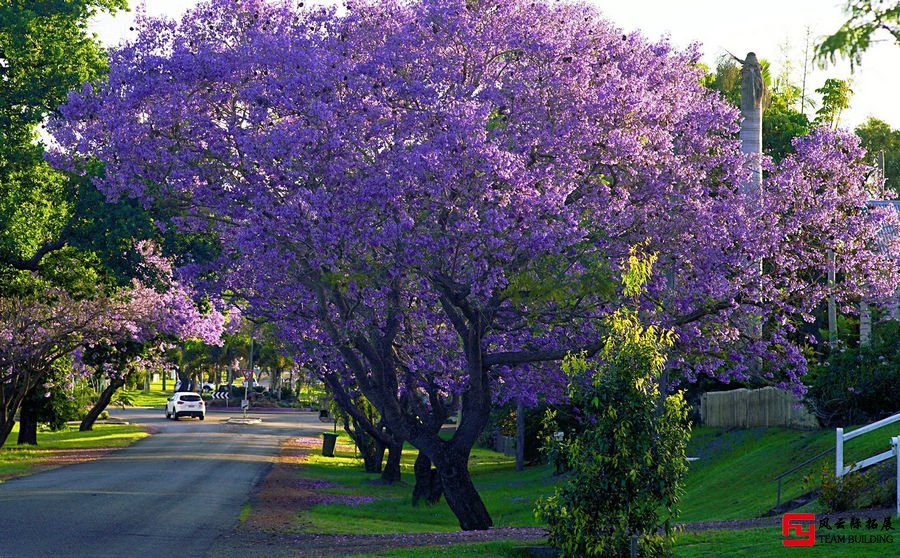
[80,377,126,431]
[322,371,404,482]
[0,372,37,448]
[433,448,492,531]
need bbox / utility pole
[828,250,837,348]
[244,333,254,418]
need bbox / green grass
[239,502,251,523]
[680,423,900,522]
[675,527,898,557]
[127,380,172,408]
[291,422,900,558]
[355,541,530,557]
[353,527,899,557]
[297,433,553,534]
[0,423,148,480]
[298,423,900,535]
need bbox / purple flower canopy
[50,0,899,403]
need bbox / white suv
[166,392,206,420]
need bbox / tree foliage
[536,261,689,558]
[807,320,900,426]
[815,78,853,129]
[855,117,900,195]
[816,0,900,70]
[51,0,900,529]
[0,0,128,285]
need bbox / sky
[89,0,900,130]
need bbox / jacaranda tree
[0,244,225,446]
[51,0,899,529]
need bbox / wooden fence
[700,387,819,429]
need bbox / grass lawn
[127,380,172,408]
[297,433,552,534]
[675,527,898,557]
[352,527,900,557]
[680,423,900,522]
[0,422,148,481]
[298,423,900,535]
[354,541,530,557]
[291,422,900,556]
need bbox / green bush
[535,305,690,558]
[818,464,873,512]
[113,389,137,409]
[38,386,83,430]
[808,321,900,426]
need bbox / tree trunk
[515,402,525,471]
[380,441,402,484]
[177,366,190,392]
[0,383,28,448]
[80,378,126,431]
[412,452,443,505]
[0,414,14,448]
[433,448,493,531]
[344,418,381,473]
[17,393,39,445]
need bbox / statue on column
[738,52,765,112]
[729,51,766,194]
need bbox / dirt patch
[240,437,342,533]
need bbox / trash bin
[322,432,338,457]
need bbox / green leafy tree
[0,0,128,290]
[763,76,811,162]
[815,78,854,129]
[855,117,900,195]
[817,0,900,70]
[536,255,690,558]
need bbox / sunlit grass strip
[297,432,552,535]
[0,423,148,481]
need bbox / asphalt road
[0,408,331,558]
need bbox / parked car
[166,392,206,420]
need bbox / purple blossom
[47,0,900,404]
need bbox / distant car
[173,381,215,392]
[165,392,206,420]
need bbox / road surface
[0,408,331,558]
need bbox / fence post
[893,436,899,518]
[836,428,844,478]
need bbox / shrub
[535,306,690,558]
[113,389,137,409]
[808,320,900,426]
[818,464,873,512]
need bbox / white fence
[835,412,900,517]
